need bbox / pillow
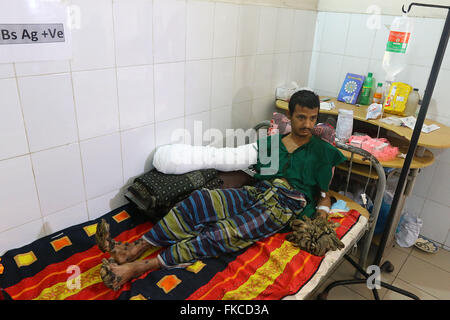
[268,112,291,136]
[312,123,336,145]
[268,112,336,145]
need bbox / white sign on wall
[0,0,72,63]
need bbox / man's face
[289,104,319,138]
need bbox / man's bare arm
[315,167,336,219]
[316,192,331,219]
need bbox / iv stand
[374,2,450,267]
[317,2,449,300]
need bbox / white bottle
[382,15,414,82]
[336,109,354,142]
[405,88,420,117]
[415,99,422,118]
[384,81,394,107]
[372,82,384,104]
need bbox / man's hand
[287,216,345,256]
[315,210,328,220]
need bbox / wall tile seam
[0,87,277,166]
[67,55,91,223]
[11,63,47,232]
[316,9,447,20]
[317,19,351,93]
[251,2,263,92]
[314,11,448,58]
[7,49,311,81]
[422,196,450,212]
[311,50,450,71]
[408,193,427,215]
[443,229,450,248]
[0,188,122,236]
[32,199,87,220]
[419,197,450,220]
[111,0,126,189]
[183,0,188,134]
[393,273,443,299]
[231,4,248,103]
[195,0,317,11]
[0,124,159,163]
[207,2,217,129]
[0,216,44,235]
[422,156,440,201]
[210,104,232,111]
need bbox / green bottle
[359,72,373,105]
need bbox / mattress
[0,204,366,300]
[284,213,368,300]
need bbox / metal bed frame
[317,141,419,300]
[250,121,419,300]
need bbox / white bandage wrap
[153,143,258,174]
[316,205,330,213]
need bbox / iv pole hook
[402,2,450,14]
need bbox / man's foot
[95,219,152,264]
[100,257,160,291]
[100,258,123,291]
[95,219,116,253]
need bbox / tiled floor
[308,243,450,300]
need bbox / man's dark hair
[288,90,320,115]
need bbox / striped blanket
[0,204,361,300]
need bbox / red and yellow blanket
[0,205,361,300]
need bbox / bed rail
[250,121,386,270]
[334,141,386,270]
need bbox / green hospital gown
[253,133,347,218]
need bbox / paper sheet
[399,116,440,133]
[320,101,335,110]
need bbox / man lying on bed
[96,90,347,291]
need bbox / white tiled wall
[310,11,450,126]
[0,0,316,255]
[309,11,450,249]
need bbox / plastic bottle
[415,98,422,118]
[369,77,377,103]
[382,15,414,83]
[372,82,384,104]
[336,109,354,142]
[359,72,373,105]
[405,88,420,117]
[384,80,393,108]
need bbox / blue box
[337,73,365,104]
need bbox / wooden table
[276,97,450,252]
[275,97,450,149]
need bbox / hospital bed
[248,121,418,300]
[239,121,384,300]
[0,122,418,300]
